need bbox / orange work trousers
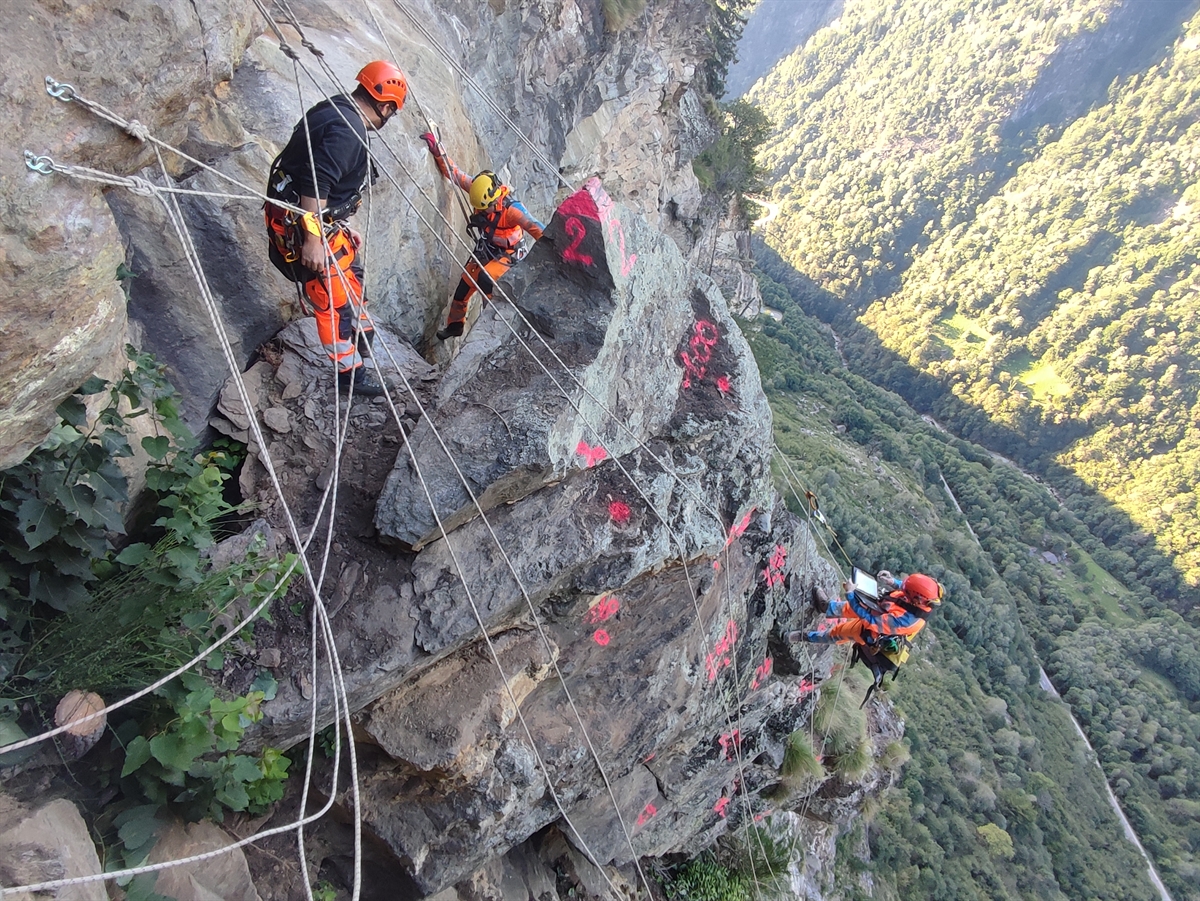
[266,216,371,373]
[447,250,514,325]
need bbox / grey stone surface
[148,817,262,901]
[214,170,896,896]
[0,797,107,901]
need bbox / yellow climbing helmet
[469,170,507,210]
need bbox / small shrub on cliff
[814,670,875,779]
[601,0,647,31]
[119,671,290,822]
[721,822,800,901]
[781,729,824,784]
[666,855,748,901]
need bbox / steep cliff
[209,176,903,898]
[2,0,716,467]
[2,1,900,898]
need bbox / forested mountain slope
[746,279,1161,900]
[747,0,1200,606]
[739,0,1200,895]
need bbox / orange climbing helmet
[356,60,408,109]
[901,573,944,609]
[469,171,508,210]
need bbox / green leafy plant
[0,345,215,630]
[121,672,290,822]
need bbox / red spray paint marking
[762,543,788,588]
[593,629,611,646]
[797,677,815,699]
[608,500,631,524]
[714,796,731,818]
[557,187,602,222]
[635,802,657,827]
[718,729,741,761]
[751,656,773,691]
[705,619,739,682]
[723,507,755,550]
[587,177,638,276]
[561,217,594,267]
[680,320,720,389]
[754,810,771,823]
[576,440,607,468]
[717,375,731,395]
[585,594,620,625]
[712,560,721,571]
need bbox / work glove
[419,133,440,156]
[876,569,894,586]
[787,631,809,643]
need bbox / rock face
[2,0,723,466]
[0,796,107,901]
[148,818,262,901]
[216,176,899,897]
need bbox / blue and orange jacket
[431,152,544,249]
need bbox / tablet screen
[852,567,879,600]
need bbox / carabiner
[23,150,55,176]
[44,76,77,102]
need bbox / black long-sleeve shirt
[276,94,368,209]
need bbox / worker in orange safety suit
[264,60,407,396]
[788,571,944,648]
[419,134,545,341]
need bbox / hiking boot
[436,321,464,341]
[811,584,830,613]
[337,367,386,398]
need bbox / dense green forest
[735,0,1200,893]
[746,271,1176,899]
[745,0,1200,610]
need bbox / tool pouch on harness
[265,158,308,281]
[264,156,362,283]
[851,635,912,707]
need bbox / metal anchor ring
[23,150,55,175]
[44,76,77,101]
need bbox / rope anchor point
[23,150,55,175]
[45,76,77,101]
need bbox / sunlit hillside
[738,0,1200,893]
[747,0,1200,605]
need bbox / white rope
[262,18,786,893]
[1,139,370,897]
[254,21,634,893]
[20,20,810,894]
[41,77,307,215]
[148,144,367,901]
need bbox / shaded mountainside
[724,0,842,99]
